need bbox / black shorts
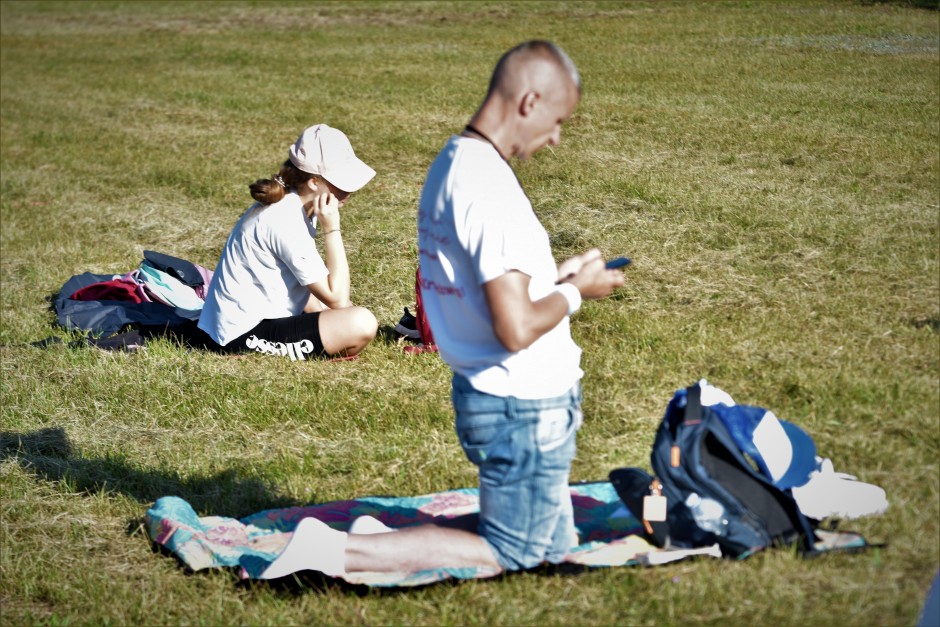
[175,313,326,360]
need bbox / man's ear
[519,91,539,117]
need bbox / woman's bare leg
[317,306,377,356]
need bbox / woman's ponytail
[248,161,315,205]
[249,173,288,205]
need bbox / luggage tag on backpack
[643,479,667,522]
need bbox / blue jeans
[452,374,582,570]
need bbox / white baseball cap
[288,124,375,192]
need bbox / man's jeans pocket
[456,411,535,485]
[536,407,582,453]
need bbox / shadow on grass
[376,324,414,346]
[377,325,440,356]
[0,426,299,517]
[233,560,596,598]
[1,427,604,593]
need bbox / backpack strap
[670,383,702,439]
[686,384,702,423]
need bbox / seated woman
[192,124,378,360]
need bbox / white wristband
[554,283,582,316]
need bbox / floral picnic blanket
[147,481,670,587]
[147,480,870,587]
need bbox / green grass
[1,0,937,624]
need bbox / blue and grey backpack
[611,381,821,558]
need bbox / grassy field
[1,0,937,624]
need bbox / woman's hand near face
[306,191,341,232]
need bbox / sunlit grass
[1,1,937,624]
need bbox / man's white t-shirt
[198,193,328,346]
[417,136,583,399]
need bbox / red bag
[405,268,438,354]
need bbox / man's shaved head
[486,40,582,101]
[466,40,581,161]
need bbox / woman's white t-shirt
[198,193,328,346]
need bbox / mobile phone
[605,257,632,269]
